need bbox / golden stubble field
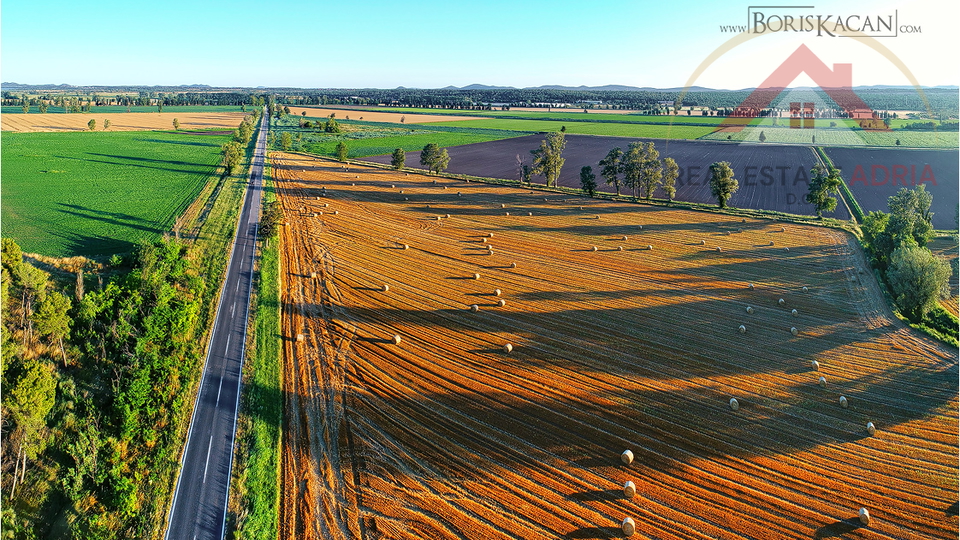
[1,111,247,132]
[272,151,957,540]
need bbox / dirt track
[1,111,246,132]
[274,151,958,540]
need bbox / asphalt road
[164,110,268,540]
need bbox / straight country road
[164,110,268,540]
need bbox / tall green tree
[391,148,406,170]
[709,161,739,208]
[222,141,243,174]
[87,119,96,131]
[663,157,679,201]
[621,142,645,198]
[3,357,57,495]
[172,118,180,131]
[887,185,934,247]
[280,132,293,151]
[887,244,951,321]
[335,141,349,162]
[103,119,111,130]
[258,201,284,240]
[38,101,48,114]
[599,147,624,196]
[804,164,843,217]
[639,141,662,200]
[419,143,449,174]
[530,131,566,187]
[33,291,71,363]
[579,166,597,197]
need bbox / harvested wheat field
[0,111,247,132]
[273,151,958,540]
[284,106,480,124]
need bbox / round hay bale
[737,228,742,233]
[391,184,396,188]
[746,306,754,314]
[510,262,517,268]
[381,284,390,292]
[481,237,487,243]
[802,286,809,292]
[791,309,799,316]
[487,232,494,238]
[748,283,755,290]
[503,343,513,354]
[487,245,493,251]
[617,246,624,251]
[433,179,437,184]
[637,225,643,230]
[351,183,356,186]
[622,235,628,241]
[791,327,799,336]
[404,197,409,201]
[501,203,506,208]
[505,212,510,216]
[730,397,740,410]
[579,206,584,210]
[427,205,431,208]
[437,216,442,221]
[391,334,402,345]
[592,246,598,252]
[818,376,827,388]
[620,449,634,465]
[333,211,339,215]
[401,244,409,250]
[494,289,502,297]
[596,215,601,219]
[356,175,359,178]
[859,507,870,526]
[738,324,746,334]
[296,333,305,342]
[458,192,462,196]
[780,226,786,232]
[470,304,479,313]
[741,218,746,223]
[623,481,636,499]
[487,249,494,255]
[866,422,876,436]
[309,272,317,279]
[647,245,653,250]
[700,240,706,245]
[497,299,506,307]
[622,517,636,537]
[716,246,723,252]
[811,360,820,371]
[839,395,848,408]
[324,203,330,207]
[528,211,533,216]
[399,190,404,194]
[778,298,785,306]
[784,247,790,252]
[443,186,448,190]
[473,273,481,280]
[769,241,775,246]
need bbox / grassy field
[1,130,231,257]
[231,160,282,539]
[2,105,250,115]
[269,116,523,158]
[428,118,716,139]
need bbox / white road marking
[216,376,223,406]
[232,302,236,318]
[224,336,231,355]
[236,279,240,292]
[203,435,213,483]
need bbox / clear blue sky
[1,0,956,89]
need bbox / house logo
[717,43,888,134]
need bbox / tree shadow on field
[568,489,622,502]
[562,526,622,539]
[813,518,864,538]
[138,137,221,148]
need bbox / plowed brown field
[1,111,246,132]
[273,151,958,540]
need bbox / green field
[269,116,523,157]
[427,118,716,139]
[1,130,231,257]
[2,105,250,114]
[701,124,959,147]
